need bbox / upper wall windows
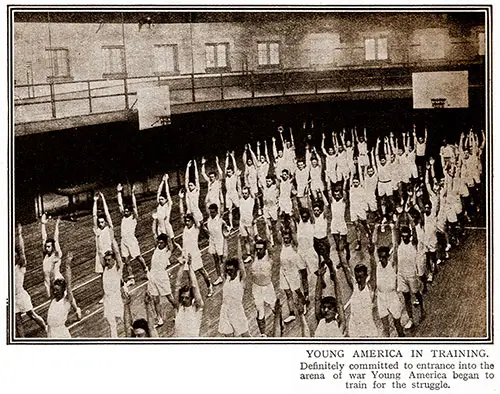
[205,43,230,72]
[419,28,448,60]
[478,31,485,56]
[46,48,71,81]
[102,45,126,78]
[364,37,388,61]
[258,41,280,67]
[153,44,178,75]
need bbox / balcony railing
[14,59,483,125]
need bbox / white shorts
[350,205,367,221]
[121,237,141,259]
[209,238,224,256]
[218,304,249,336]
[378,181,392,197]
[239,223,254,238]
[183,252,203,271]
[191,209,204,225]
[298,247,318,273]
[147,271,172,297]
[164,222,175,239]
[367,197,378,212]
[311,180,325,192]
[358,154,369,168]
[326,171,338,185]
[331,220,348,236]
[445,204,458,223]
[48,325,71,338]
[377,291,403,320]
[397,274,422,294]
[263,205,278,221]
[226,192,239,209]
[280,268,301,291]
[252,282,277,312]
[103,293,124,320]
[95,254,104,274]
[15,289,33,314]
[279,199,293,215]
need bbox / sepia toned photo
[8,5,491,342]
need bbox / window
[257,41,280,67]
[310,37,335,65]
[419,29,447,60]
[102,45,126,78]
[364,38,388,61]
[153,44,178,75]
[478,32,485,56]
[205,43,229,72]
[46,48,71,81]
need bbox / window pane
[153,46,166,72]
[103,47,125,74]
[377,38,388,60]
[217,44,227,67]
[165,46,175,72]
[258,43,267,65]
[206,45,216,68]
[365,38,376,60]
[269,43,280,64]
[478,32,485,56]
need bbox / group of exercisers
[14,122,485,338]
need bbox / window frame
[153,44,179,76]
[102,44,127,79]
[478,31,485,57]
[205,42,230,73]
[45,47,72,82]
[257,41,282,69]
[364,37,389,62]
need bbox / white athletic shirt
[222,277,244,308]
[239,196,255,226]
[295,167,310,196]
[251,253,273,286]
[313,213,328,239]
[336,151,349,173]
[330,199,346,229]
[257,162,269,182]
[376,261,397,293]
[280,245,301,274]
[151,247,171,274]
[315,319,343,338]
[245,165,258,188]
[440,145,454,159]
[121,215,136,241]
[96,226,112,255]
[364,173,378,196]
[175,303,202,337]
[207,215,224,245]
[156,203,172,234]
[349,285,378,337]
[186,188,201,214]
[279,179,292,204]
[225,174,238,196]
[206,180,221,205]
[103,264,122,298]
[397,241,417,277]
[416,141,426,156]
[183,226,201,256]
[310,165,323,188]
[263,184,278,207]
[350,185,367,210]
[47,297,70,337]
[358,141,368,156]
[15,264,26,295]
[325,154,337,175]
[377,163,391,182]
[297,221,314,251]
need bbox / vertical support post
[49,83,56,118]
[87,80,93,113]
[251,70,255,98]
[282,69,286,96]
[220,72,224,100]
[191,73,196,102]
[124,78,129,109]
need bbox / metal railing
[14,59,483,124]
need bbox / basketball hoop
[431,98,447,108]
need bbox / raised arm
[185,161,191,190]
[424,126,428,143]
[290,127,295,148]
[156,178,165,203]
[201,157,209,182]
[92,193,99,230]
[17,223,27,268]
[264,140,270,164]
[54,217,62,255]
[230,151,239,175]
[237,236,247,282]
[63,252,81,318]
[163,174,172,204]
[100,192,113,229]
[215,156,223,178]
[249,144,258,167]
[117,184,125,215]
[41,213,48,246]
[321,133,328,156]
[278,126,285,146]
[131,184,139,218]
[111,235,123,271]
[193,160,200,188]
[272,136,278,160]
[187,262,204,309]
[375,138,381,168]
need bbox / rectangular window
[478,32,485,56]
[364,37,388,61]
[102,45,126,78]
[257,41,281,66]
[153,44,178,75]
[46,48,71,81]
[205,43,229,71]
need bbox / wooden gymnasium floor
[16,182,487,340]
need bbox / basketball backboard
[137,85,171,130]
